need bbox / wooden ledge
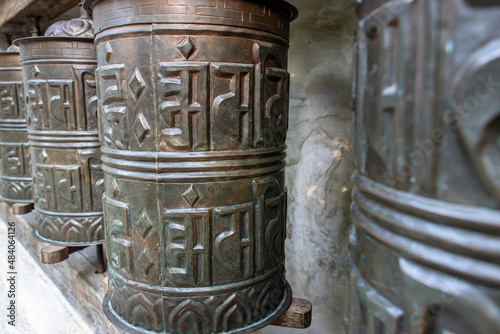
[0,199,34,215]
[272,298,313,329]
[11,202,34,215]
[41,244,106,273]
[41,245,87,264]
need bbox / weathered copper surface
[14,11,104,246]
[349,0,500,333]
[85,0,297,333]
[0,46,32,202]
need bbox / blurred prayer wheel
[0,45,32,203]
[348,1,500,333]
[84,0,297,333]
[14,10,104,245]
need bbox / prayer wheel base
[102,279,313,331]
[32,229,105,248]
[103,282,294,334]
[0,196,33,204]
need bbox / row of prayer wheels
[3,0,500,333]
[0,0,299,333]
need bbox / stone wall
[260,1,358,333]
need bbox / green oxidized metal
[15,9,104,246]
[85,0,298,332]
[0,45,32,203]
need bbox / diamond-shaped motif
[105,42,114,63]
[182,185,201,208]
[133,113,151,145]
[176,37,197,60]
[135,209,153,238]
[137,249,154,275]
[129,68,146,100]
[31,66,41,78]
[40,150,48,163]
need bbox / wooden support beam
[0,199,34,214]
[41,245,70,264]
[41,245,87,264]
[271,298,313,329]
[0,0,34,28]
[11,202,34,215]
[0,0,79,38]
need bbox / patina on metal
[14,8,104,246]
[84,0,297,333]
[0,44,32,203]
[349,0,500,333]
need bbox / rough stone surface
[258,1,357,333]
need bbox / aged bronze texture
[349,1,500,333]
[84,0,298,333]
[14,10,104,246]
[0,44,32,203]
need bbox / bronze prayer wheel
[84,0,297,333]
[349,0,500,333]
[0,45,32,203]
[14,11,104,245]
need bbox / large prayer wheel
[0,45,32,202]
[84,0,297,333]
[14,11,104,245]
[349,1,500,333]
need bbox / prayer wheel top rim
[13,36,94,47]
[13,36,96,62]
[83,0,299,21]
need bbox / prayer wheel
[349,1,500,333]
[14,10,104,245]
[84,0,297,333]
[0,45,32,203]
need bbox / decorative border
[0,178,32,202]
[104,273,292,334]
[86,0,297,39]
[35,210,105,245]
[16,38,96,62]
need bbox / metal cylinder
[14,12,104,245]
[84,0,297,332]
[349,1,500,333]
[0,45,32,203]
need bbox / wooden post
[11,202,34,215]
[95,244,106,274]
[271,298,313,329]
[41,245,87,264]
[41,245,70,264]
